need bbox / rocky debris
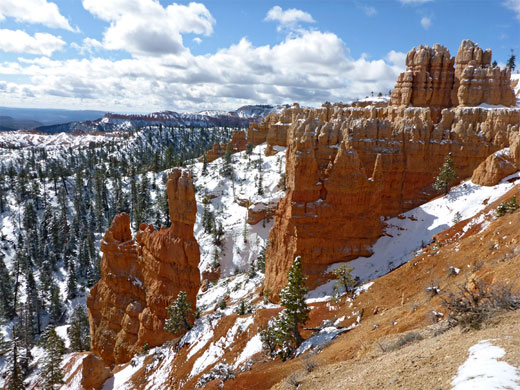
[61,352,113,390]
[390,40,516,116]
[88,168,200,366]
[471,149,517,186]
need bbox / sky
[0,0,519,113]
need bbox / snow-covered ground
[308,170,520,299]
[451,340,520,389]
[191,143,285,279]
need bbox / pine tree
[202,153,208,176]
[332,264,358,295]
[0,256,14,320]
[507,49,516,71]
[221,144,233,178]
[66,262,78,301]
[6,334,24,390]
[433,153,457,195]
[40,327,65,390]
[164,291,193,334]
[67,305,90,352]
[278,257,309,348]
[49,284,63,324]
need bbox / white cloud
[504,0,520,18]
[421,16,432,29]
[0,28,405,112]
[0,0,74,31]
[82,0,215,56]
[363,6,377,16]
[193,37,202,44]
[265,6,315,31]
[0,29,65,56]
[399,0,434,4]
[71,37,103,55]
[386,50,407,68]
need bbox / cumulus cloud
[265,5,315,31]
[71,37,103,55]
[0,28,405,112]
[420,16,432,29]
[0,0,74,31]
[82,0,215,56]
[0,29,65,56]
[504,0,520,18]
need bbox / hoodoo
[87,168,200,366]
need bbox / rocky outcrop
[263,102,520,296]
[61,352,113,390]
[87,168,200,366]
[390,44,454,113]
[201,130,247,162]
[471,149,517,186]
[390,40,516,118]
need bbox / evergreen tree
[0,256,14,319]
[40,327,65,390]
[220,144,233,178]
[202,153,208,176]
[164,291,193,334]
[507,49,516,71]
[433,153,457,195]
[278,257,309,347]
[332,264,358,295]
[67,305,90,352]
[49,284,63,324]
[66,262,78,301]
[5,334,24,390]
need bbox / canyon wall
[87,168,200,366]
[262,40,519,296]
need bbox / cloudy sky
[0,0,519,113]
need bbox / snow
[190,316,254,377]
[308,171,520,299]
[296,327,350,356]
[451,340,520,389]
[102,355,146,390]
[233,333,263,369]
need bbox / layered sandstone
[471,149,517,186]
[87,168,200,366]
[391,40,516,116]
[263,102,520,296]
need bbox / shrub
[442,279,520,330]
[496,196,518,217]
[387,332,423,351]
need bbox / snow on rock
[451,340,520,390]
[309,172,520,300]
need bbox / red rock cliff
[87,168,200,366]
[264,103,520,297]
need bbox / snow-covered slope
[309,169,520,299]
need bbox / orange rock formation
[390,40,516,119]
[263,102,520,296]
[87,168,200,366]
[201,130,247,163]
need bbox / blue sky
[0,0,518,113]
